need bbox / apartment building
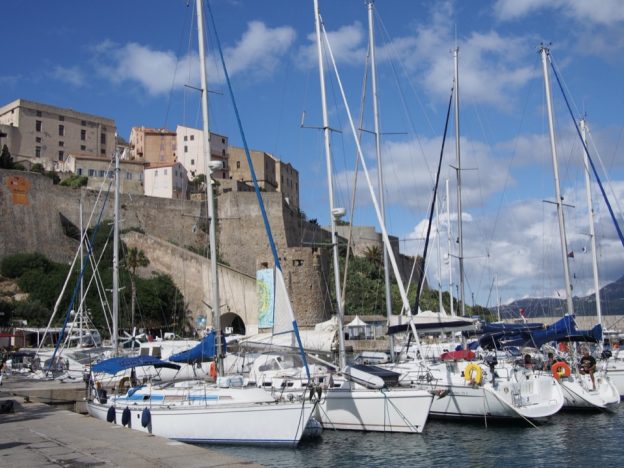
[228,146,299,210]
[62,153,145,195]
[0,99,116,170]
[176,125,229,180]
[228,146,277,192]
[143,162,188,200]
[128,127,176,164]
[275,160,299,210]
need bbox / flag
[567,251,574,258]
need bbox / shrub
[0,253,53,278]
[60,175,88,188]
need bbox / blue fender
[121,407,131,427]
[106,406,116,423]
[141,407,151,428]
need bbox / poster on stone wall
[257,268,275,328]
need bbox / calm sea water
[207,409,623,467]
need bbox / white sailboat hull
[604,358,624,399]
[559,373,620,411]
[87,394,316,446]
[318,383,433,433]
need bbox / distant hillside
[494,275,624,319]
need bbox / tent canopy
[346,315,367,328]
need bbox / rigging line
[162,0,194,129]
[549,57,624,250]
[341,39,370,309]
[206,0,311,380]
[375,13,436,186]
[413,88,454,314]
[588,128,624,221]
[47,175,114,374]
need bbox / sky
[3,0,624,311]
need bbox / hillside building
[0,99,116,171]
[62,153,145,195]
[144,162,188,200]
[176,125,229,180]
[128,127,176,164]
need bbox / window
[59,115,64,121]
[36,137,41,143]
[101,149,105,155]
[236,161,241,169]
[35,146,41,158]
[80,145,86,151]
[36,110,42,117]
[190,135,194,141]
[190,159,195,165]
[36,120,42,131]
[88,169,95,176]
[77,168,83,176]
[184,136,188,141]
[101,133,106,145]
[81,120,86,126]
[98,170,105,177]
[126,172,133,180]
[58,151,64,161]
[221,137,225,144]
[59,124,64,136]
[59,141,64,147]
[164,169,168,175]
[81,129,86,141]
[107,170,114,179]
[184,146,188,153]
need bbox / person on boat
[523,354,534,370]
[579,348,596,390]
[545,352,557,369]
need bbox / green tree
[123,247,150,330]
[0,145,14,169]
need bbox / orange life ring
[209,361,217,380]
[551,361,571,379]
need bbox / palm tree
[124,247,149,331]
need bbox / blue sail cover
[481,322,544,333]
[168,331,226,363]
[480,315,577,350]
[92,355,181,375]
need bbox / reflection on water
[207,410,623,467]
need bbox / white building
[143,162,188,200]
[176,125,229,180]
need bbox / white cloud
[298,21,366,69]
[92,21,296,96]
[408,178,624,306]
[494,0,624,25]
[50,65,86,87]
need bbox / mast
[79,191,84,346]
[112,144,120,355]
[453,47,466,316]
[540,46,574,316]
[314,0,347,370]
[446,178,455,316]
[196,0,223,375]
[367,0,395,355]
[580,118,602,326]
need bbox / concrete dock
[0,396,261,467]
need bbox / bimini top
[91,355,181,375]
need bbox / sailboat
[86,0,317,446]
[383,44,564,423]
[313,0,434,433]
[538,46,619,411]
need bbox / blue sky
[3,0,624,310]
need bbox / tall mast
[446,178,455,316]
[314,0,346,370]
[580,118,602,326]
[79,191,84,346]
[540,47,574,315]
[367,0,395,355]
[112,145,120,355]
[435,193,444,313]
[453,47,466,316]
[196,0,222,374]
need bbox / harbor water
[208,409,623,467]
